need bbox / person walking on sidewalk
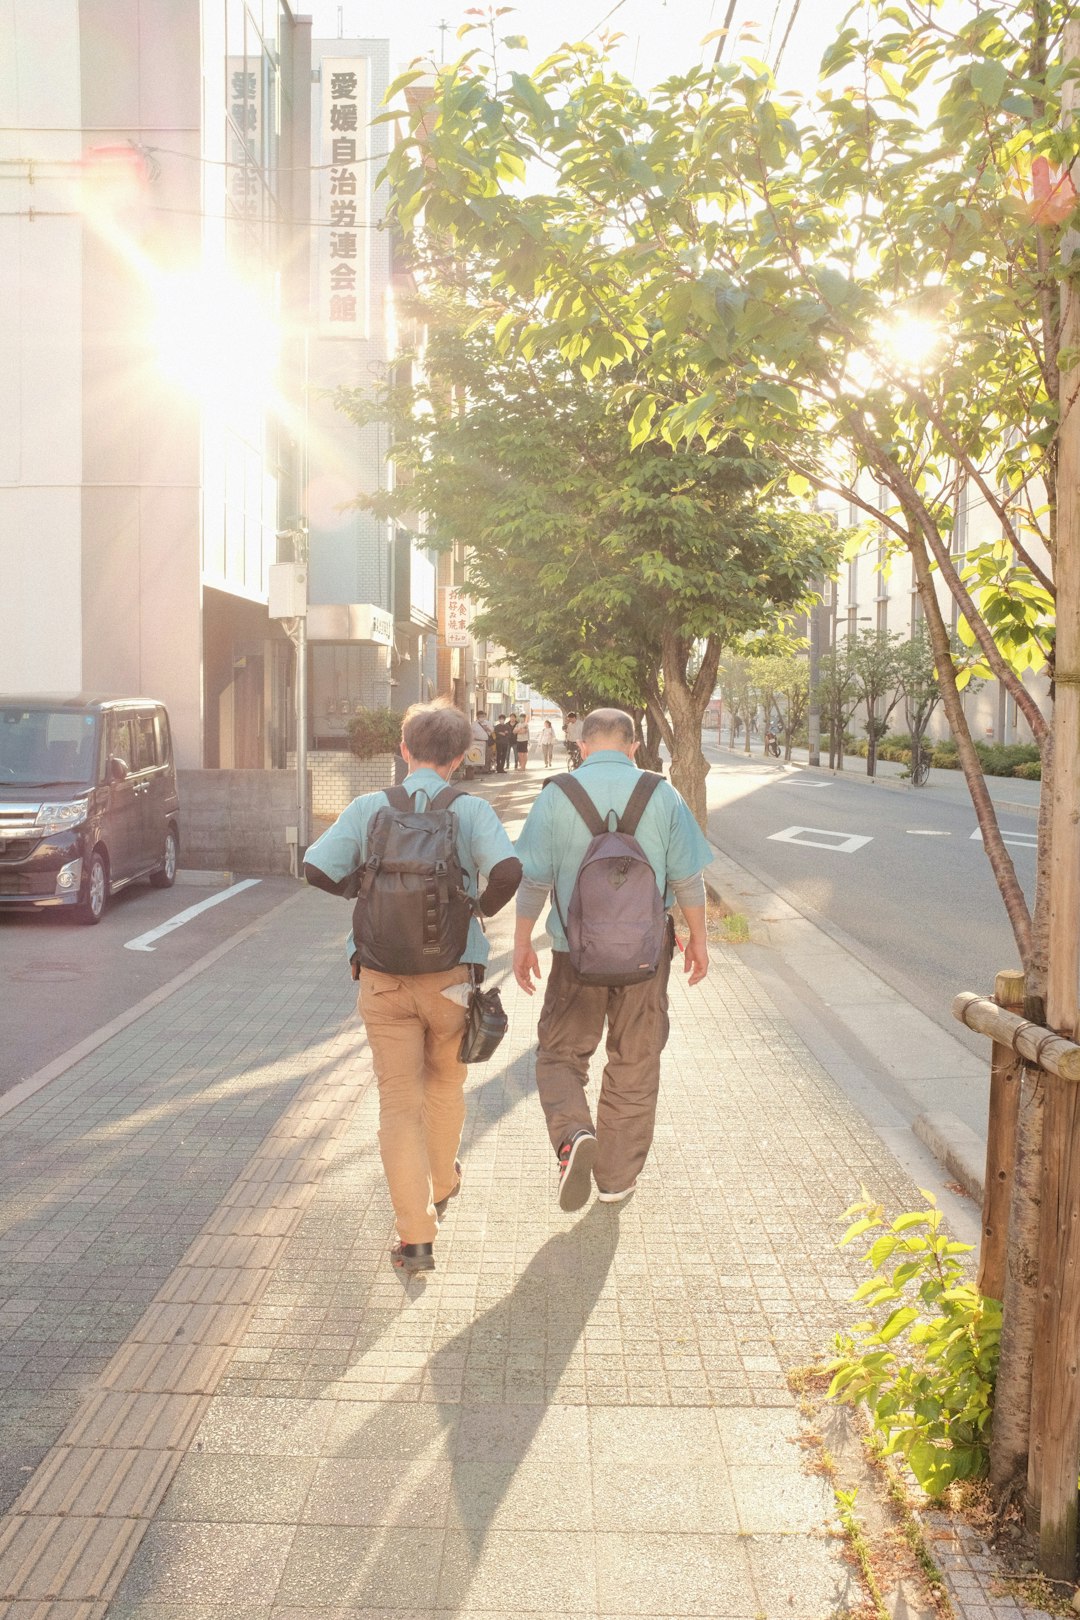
[539,719,556,769]
[494,714,514,773]
[513,711,531,770]
[513,707,711,1211]
[304,701,522,1274]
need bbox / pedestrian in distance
[494,714,514,773]
[514,711,531,770]
[564,710,584,770]
[539,718,556,769]
[304,701,522,1274]
[472,709,495,773]
[513,707,711,1212]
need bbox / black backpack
[352,784,474,975]
[550,772,667,986]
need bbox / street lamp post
[807,595,821,768]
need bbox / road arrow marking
[124,880,262,952]
[907,829,952,836]
[767,825,873,854]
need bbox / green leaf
[970,59,1008,109]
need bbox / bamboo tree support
[1026,19,1080,1580]
[978,970,1027,1302]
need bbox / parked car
[0,695,180,924]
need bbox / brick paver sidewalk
[0,772,1038,1618]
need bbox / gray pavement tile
[108,1522,295,1606]
[595,1531,758,1616]
[277,1526,443,1608]
[452,1403,587,1463]
[728,1467,836,1535]
[745,1532,854,1618]
[713,1408,801,1468]
[194,1397,334,1456]
[302,1458,452,1527]
[327,1402,457,1460]
[438,1529,596,1612]
[447,1456,593,1532]
[157,1455,317,1523]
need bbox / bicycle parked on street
[909,739,930,787]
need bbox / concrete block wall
[177,770,300,875]
[288,750,395,818]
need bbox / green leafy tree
[340,294,835,826]
[818,645,862,771]
[849,630,906,778]
[382,0,1065,984]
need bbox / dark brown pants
[535,940,673,1194]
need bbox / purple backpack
[551,772,666,986]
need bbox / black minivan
[0,695,181,925]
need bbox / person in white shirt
[539,720,556,768]
[513,713,531,771]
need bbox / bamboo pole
[1029,20,1080,1579]
[952,994,1080,1081]
[978,970,1027,1301]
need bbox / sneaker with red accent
[557,1130,596,1212]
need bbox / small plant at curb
[827,1191,1001,1499]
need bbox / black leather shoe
[435,1160,463,1221]
[391,1242,435,1273]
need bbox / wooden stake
[978,970,1027,1301]
[1029,20,1080,1580]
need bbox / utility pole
[1028,18,1080,1581]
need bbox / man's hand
[514,943,542,995]
[683,935,709,987]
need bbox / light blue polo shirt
[515,751,713,952]
[305,769,517,964]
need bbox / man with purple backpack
[513,708,711,1211]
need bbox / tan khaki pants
[534,941,673,1194]
[358,964,469,1243]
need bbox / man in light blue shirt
[305,702,521,1274]
[514,708,711,1212]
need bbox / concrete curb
[913,1111,987,1203]
[175,869,234,887]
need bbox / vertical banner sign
[226,58,262,219]
[442,586,470,647]
[318,57,368,338]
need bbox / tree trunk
[991,1064,1046,1497]
[637,704,665,773]
[662,631,719,830]
[908,529,1033,968]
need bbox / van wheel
[150,826,178,889]
[77,850,109,925]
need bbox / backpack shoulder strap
[551,773,606,838]
[384,786,414,812]
[617,772,664,837]
[429,783,469,811]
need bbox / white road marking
[124,880,262,952]
[776,779,834,788]
[969,828,1038,850]
[907,829,952,837]
[768,825,873,854]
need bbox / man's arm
[303,806,367,896]
[512,792,555,994]
[670,873,709,986]
[469,801,523,917]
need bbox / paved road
[0,873,299,1092]
[703,746,1036,1048]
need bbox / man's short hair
[581,708,635,747]
[401,700,472,766]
